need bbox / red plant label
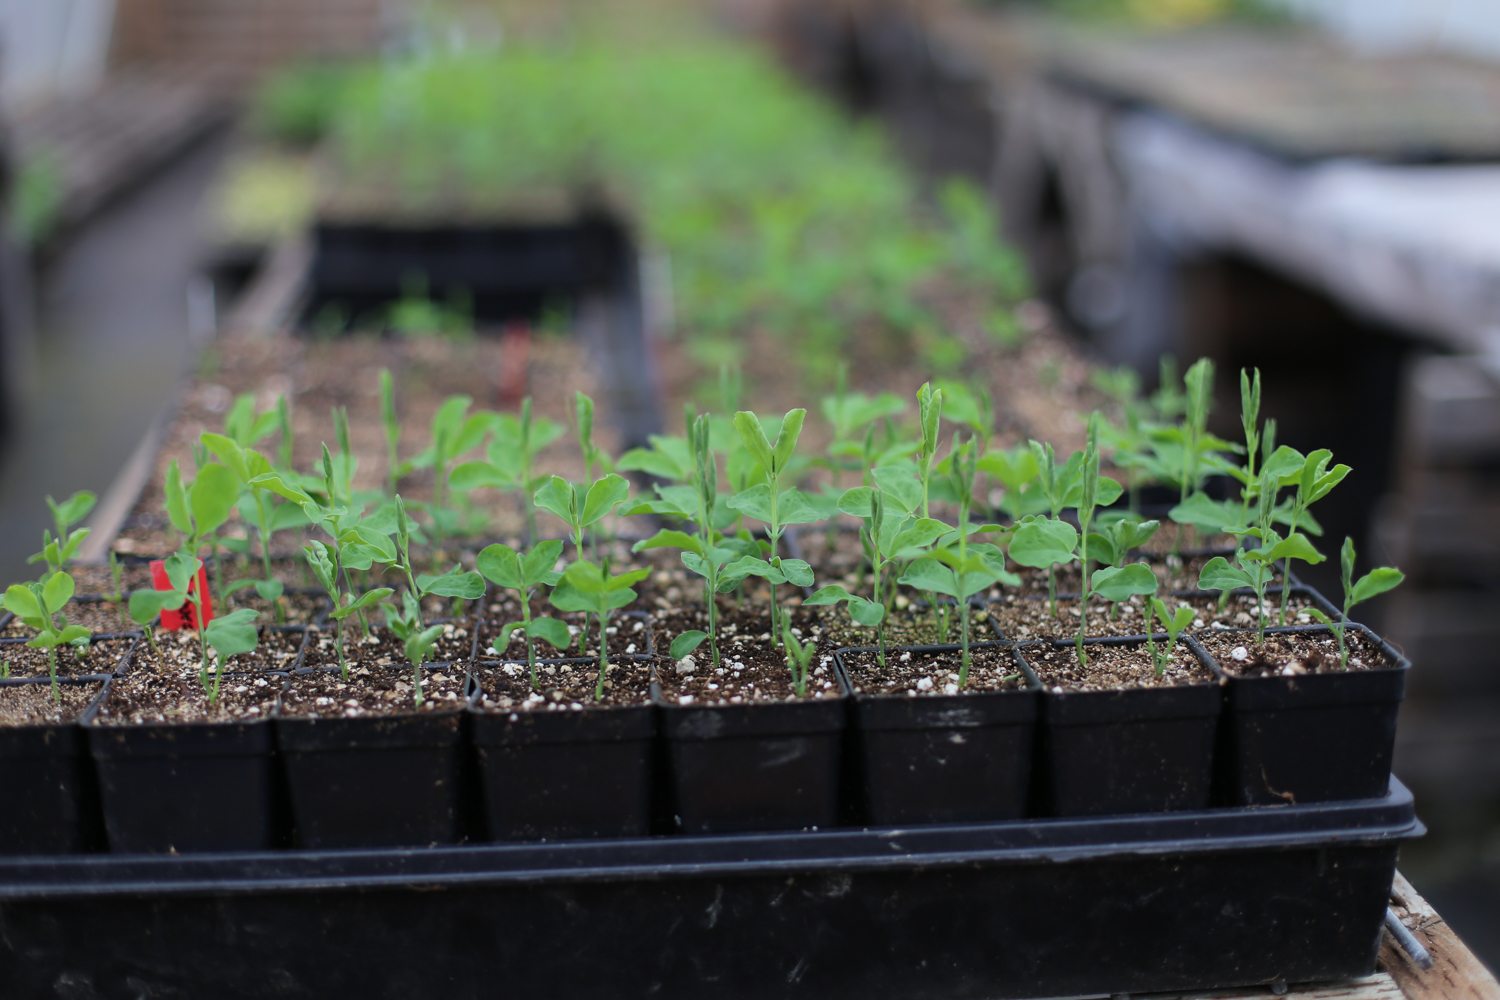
[148,559,214,630]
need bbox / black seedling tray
[0,779,1421,998]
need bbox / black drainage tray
[0,779,1421,999]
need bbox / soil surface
[472,658,653,712]
[0,637,134,680]
[300,621,476,671]
[281,665,467,718]
[133,627,304,679]
[1196,628,1395,677]
[0,680,104,726]
[840,644,1027,696]
[654,605,843,704]
[990,591,1319,640]
[93,671,280,725]
[482,609,650,660]
[1021,639,1212,692]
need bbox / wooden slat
[1383,873,1500,999]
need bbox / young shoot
[3,571,90,702]
[1308,538,1404,669]
[30,491,96,575]
[724,409,819,651]
[385,592,446,708]
[452,398,563,543]
[1145,599,1195,678]
[477,540,570,688]
[201,608,260,706]
[915,383,942,518]
[782,624,818,698]
[549,561,649,700]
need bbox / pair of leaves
[724,483,821,529]
[165,460,240,542]
[477,539,563,593]
[534,474,630,538]
[900,544,1018,602]
[550,561,649,616]
[204,608,260,661]
[493,617,573,655]
[732,408,805,479]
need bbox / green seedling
[161,456,240,621]
[915,383,942,517]
[30,491,96,575]
[201,608,260,706]
[477,540,570,688]
[223,393,280,448]
[1307,538,1404,668]
[724,408,820,650]
[535,473,629,565]
[380,369,401,496]
[107,551,123,603]
[3,571,91,702]
[451,398,564,543]
[127,551,201,663]
[384,592,446,708]
[200,431,304,618]
[1275,449,1349,624]
[1145,599,1195,678]
[1087,514,1161,621]
[408,395,495,546]
[782,624,819,698]
[549,560,649,701]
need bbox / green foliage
[202,608,260,706]
[1307,538,1404,668]
[478,539,570,688]
[782,624,819,699]
[3,570,91,701]
[550,560,650,700]
[29,491,95,575]
[1145,600,1195,678]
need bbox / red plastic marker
[148,559,214,630]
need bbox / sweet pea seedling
[201,608,260,706]
[127,551,201,663]
[549,560,649,700]
[1307,538,1404,668]
[782,624,819,698]
[1145,599,1195,678]
[451,398,564,543]
[384,592,445,708]
[3,571,90,702]
[477,539,570,688]
[29,491,96,576]
[724,408,820,651]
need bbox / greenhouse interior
[0,0,1497,996]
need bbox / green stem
[1076,532,1090,666]
[210,653,224,706]
[521,588,537,689]
[594,611,609,701]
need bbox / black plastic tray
[0,779,1421,998]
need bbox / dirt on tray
[839,644,1027,696]
[281,664,467,718]
[472,658,653,712]
[654,605,841,705]
[1022,639,1212,692]
[133,627,304,679]
[990,591,1320,641]
[0,637,134,680]
[0,679,105,726]
[1196,628,1395,677]
[93,671,280,725]
[300,620,476,671]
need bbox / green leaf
[189,463,241,537]
[450,460,513,491]
[771,408,806,473]
[533,476,578,527]
[1091,562,1158,603]
[732,411,776,472]
[476,543,524,590]
[1351,567,1404,605]
[669,630,709,659]
[522,540,564,586]
[200,433,250,482]
[888,517,950,559]
[805,584,855,606]
[128,588,186,625]
[1266,533,1325,565]
[778,489,824,526]
[418,567,485,600]
[872,463,923,514]
[580,474,630,527]
[528,617,573,652]
[164,460,191,534]
[247,472,312,506]
[330,587,395,621]
[847,595,885,626]
[778,558,814,587]
[49,491,96,531]
[163,552,201,594]
[898,558,960,600]
[1197,556,1256,593]
[41,571,74,615]
[836,486,875,518]
[204,608,260,659]
[1008,518,1078,569]
[254,579,284,602]
[56,624,91,646]
[632,529,704,557]
[1169,493,1247,535]
[2,584,42,624]
[725,483,773,524]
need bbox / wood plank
[1382,873,1500,999]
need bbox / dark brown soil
[300,621,476,671]
[472,658,653,712]
[132,627,304,679]
[223,588,327,625]
[989,591,1319,641]
[93,671,280,725]
[655,615,841,706]
[1196,628,1395,677]
[1022,639,1211,692]
[281,664,467,718]
[0,680,104,726]
[482,610,650,660]
[71,562,155,595]
[0,638,134,680]
[840,644,1027,696]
